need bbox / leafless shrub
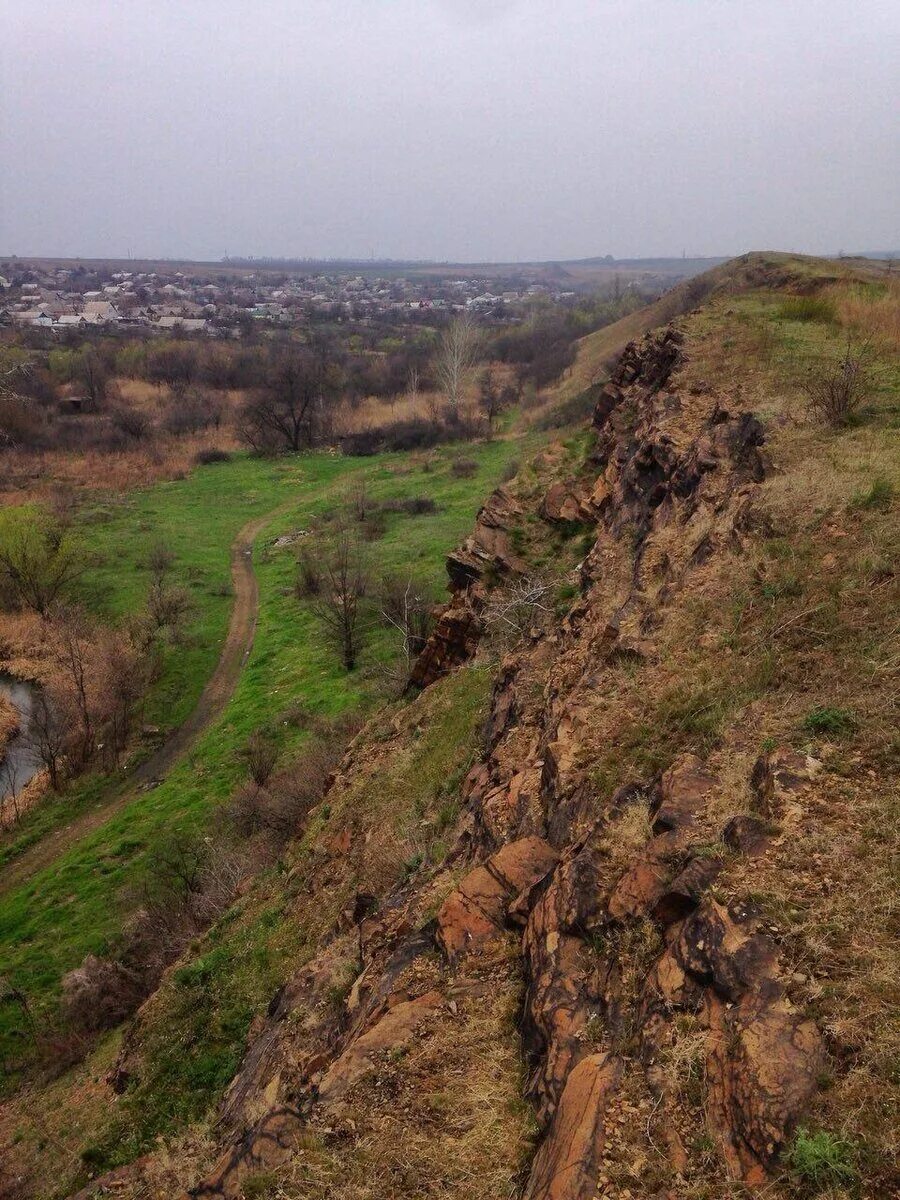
[803,337,872,427]
[243,729,278,787]
[146,579,192,633]
[361,510,388,541]
[146,540,175,583]
[379,575,435,673]
[60,955,144,1033]
[0,394,44,451]
[194,447,231,465]
[450,456,478,479]
[379,495,438,515]
[162,386,223,436]
[47,484,79,527]
[224,716,357,843]
[225,781,270,837]
[295,547,322,597]
[347,480,374,522]
[111,405,152,441]
[483,576,553,640]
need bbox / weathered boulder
[437,836,559,961]
[751,746,821,818]
[651,754,719,832]
[541,479,588,524]
[407,600,481,689]
[445,486,526,589]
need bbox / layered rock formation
[80,326,827,1200]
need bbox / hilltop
[0,253,897,1200]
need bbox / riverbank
[0,673,43,822]
[0,693,18,753]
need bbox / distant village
[0,261,593,338]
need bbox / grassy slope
[1,666,500,1198]
[0,438,531,1082]
[0,455,323,869]
[542,251,895,409]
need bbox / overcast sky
[1,0,897,262]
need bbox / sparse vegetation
[785,1128,858,1189]
[802,706,856,737]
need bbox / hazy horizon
[2,1,898,263]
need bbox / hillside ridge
[2,253,897,1200]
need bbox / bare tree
[111,404,152,441]
[27,691,67,791]
[96,629,154,766]
[56,613,95,769]
[76,348,109,411]
[478,366,503,432]
[0,758,22,825]
[379,576,434,673]
[238,345,340,452]
[434,312,480,411]
[0,509,83,618]
[313,527,369,670]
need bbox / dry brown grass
[669,302,900,1187]
[0,427,241,506]
[0,693,19,751]
[334,389,440,434]
[598,798,653,869]
[826,276,900,352]
[267,966,534,1200]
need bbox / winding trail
[0,506,283,896]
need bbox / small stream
[0,672,41,800]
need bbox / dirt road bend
[0,507,281,896]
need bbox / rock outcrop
[78,324,829,1200]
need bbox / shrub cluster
[59,714,360,1041]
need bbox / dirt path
[0,507,282,896]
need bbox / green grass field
[0,437,534,1082]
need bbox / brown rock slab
[408,601,482,689]
[317,990,442,1106]
[542,480,587,523]
[652,755,719,832]
[437,836,559,960]
[750,747,821,818]
[522,1053,622,1200]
